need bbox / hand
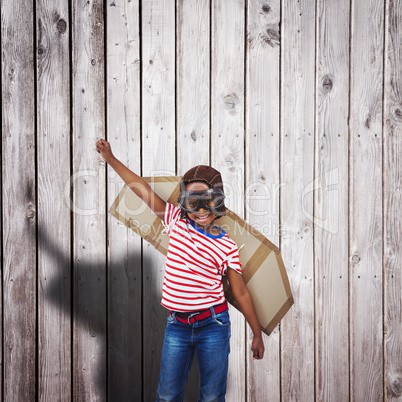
[251,334,264,360]
[96,139,114,163]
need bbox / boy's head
[178,165,226,221]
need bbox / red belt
[170,301,228,325]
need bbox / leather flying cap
[181,165,224,192]
[180,165,226,217]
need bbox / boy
[96,139,264,401]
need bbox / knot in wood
[351,254,360,265]
[8,68,15,81]
[388,376,402,398]
[260,25,280,48]
[393,105,402,122]
[26,206,36,219]
[190,131,197,142]
[223,93,238,111]
[365,114,372,129]
[57,19,67,34]
[37,45,45,58]
[262,4,271,13]
[322,76,333,93]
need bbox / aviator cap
[180,165,226,217]
[181,165,224,192]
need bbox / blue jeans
[156,307,231,402]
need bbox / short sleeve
[220,245,242,276]
[162,203,182,235]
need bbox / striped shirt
[161,203,242,312]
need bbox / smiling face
[185,181,217,229]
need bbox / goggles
[177,188,225,214]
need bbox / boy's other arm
[96,139,166,219]
[227,268,265,360]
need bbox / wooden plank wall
[1,1,401,401]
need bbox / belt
[170,301,228,325]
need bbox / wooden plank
[177,0,210,172]
[105,0,142,400]
[384,1,402,400]
[141,1,176,399]
[315,0,350,400]
[36,0,72,400]
[280,0,315,401]
[349,0,384,400]
[211,0,246,400]
[1,0,36,400]
[176,0,210,399]
[71,0,106,400]
[0,200,1,398]
[246,0,281,400]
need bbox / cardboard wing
[109,176,294,335]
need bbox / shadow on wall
[38,226,170,401]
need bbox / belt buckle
[187,312,200,324]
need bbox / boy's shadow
[40,225,191,401]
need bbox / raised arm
[96,139,166,220]
[227,268,265,360]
